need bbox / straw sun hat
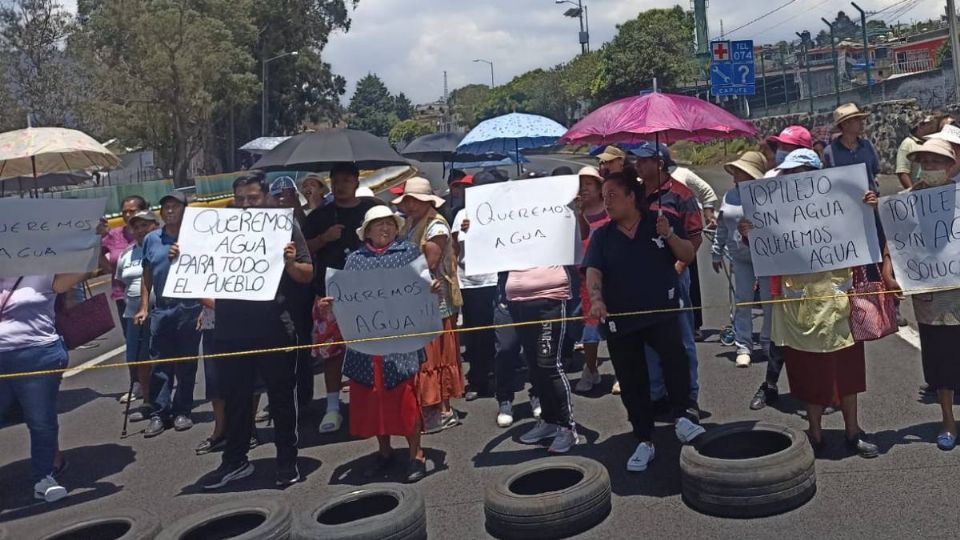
[723,151,768,180]
[390,177,444,208]
[356,205,406,240]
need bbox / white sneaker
[496,401,514,428]
[611,380,621,395]
[34,475,67,502]
[735,353,752,368]
[675,417,706,444]
[548,427,578,453]
[520,420,560,444]
[575,369,601,392]
[530,396,542,419]
[627,442,656,472]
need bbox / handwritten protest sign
[326,256,441,355]
[738,163,881,276]
[162,207,293,300]
[463,175,579,275]
[879,183,960,292]
[0,198,106,278]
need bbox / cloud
[325,0,945,104]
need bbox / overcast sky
[324,0,944,103]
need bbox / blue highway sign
[711,39,755,97]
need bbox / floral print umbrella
[456,113,567,156]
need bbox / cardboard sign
[0,198,106,278]
[879,183,960,292]
[738,164,882,276]
[326,255,441,355]
[162,207,293,300]
[463,175,579,275]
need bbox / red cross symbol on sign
[712,41,729,61]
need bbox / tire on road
[156,497,292,540]
[34,508,161,540]
[680,421,816,518]
[293,484,426,540]
[484,456,611,539]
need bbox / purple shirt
[0,275,58,352]
[102,226,135,300]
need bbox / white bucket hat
[390,177,444,208]
[356,205,405,240]
[925,124,960,146]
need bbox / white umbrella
[0,127,120,180]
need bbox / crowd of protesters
[4,101,960,503]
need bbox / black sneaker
[405,458,427,484]
[276,463,301,487]
[845,432,879,459]
[195,437,226,456]
[363,452,396,479]
[144,416,166,438]
[249,434,260,449]
[201,461,255,490]
[749,382,778,411]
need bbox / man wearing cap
[766,126,813,168]
[895,115,939,189]
[302,162,385,433]
[440,169,468,224]
[200,171,314,489]
[134,191,201,438]
[597,145,626,177]
[823,103,880,192]
[632,142,704,415]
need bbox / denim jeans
[646,268,699,402]
[0,339,68,482]
[730,257,771,355]
[149,304,201,419]
[125,317,150,383]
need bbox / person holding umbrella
[302,162,385,434]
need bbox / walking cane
[120,372,136,438]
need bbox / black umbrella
[400,132,465,162]
[251,129,408,172]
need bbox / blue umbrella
[456,113,566,173]
[450,154,530,170]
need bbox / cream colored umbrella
[0,127,120,184]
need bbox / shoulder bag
[847,265,897,342]
[56,280,116,350]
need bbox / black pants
[217,337,298,468]
[765,342,785,386]
[462,286,497,392]
[509,299,573,430]
[689,260,703,331]
[494,302,527,402]
[606,317,690,442]
[295,334,314,408]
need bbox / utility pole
[851,2,872,101]
[760,47,769,112]
[797,31,814,115]
[948,0,960,102]
[577,0,586,54]
[822,18,841,107]
[780,43,791,113]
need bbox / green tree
[74,0,258,186]
[448,83,490,129]
[557,51,600,118]
[592,6,696,102]
[936,41,950,68]
[393,92,413,121]
[253,0,355,135]
[347,73,399,136]
[479,68,569,124]
[388,119,433,145]
[0,0,75,127]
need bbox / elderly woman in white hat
[318,206,436,483]
[392,177,465,434]
[883,138,960,451]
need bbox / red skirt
[783,342,866,406]
[349,355,420,438]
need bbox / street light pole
[474,59,494,88]
[261,51,299,137]
[797,31,814,115]
[822,18,841,107]
[851,2,872,101]
[760,47,769,112]
[555,0,589,53]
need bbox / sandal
[937,432,956,451]
[319,411,343,434]
[195,436,226,455]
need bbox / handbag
[55,281,116,350]
[847,265,897,342]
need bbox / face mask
[775,149,790,165]
[921,170,952,187]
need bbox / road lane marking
[64,345,126,378]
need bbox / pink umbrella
[559,92,757,145]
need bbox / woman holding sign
[883,138,960,451]
[584,172,706,472]
[320,206,435,483]
[742,148,881,459]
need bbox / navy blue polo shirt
[583,213,685,336]
[823,138,879,193]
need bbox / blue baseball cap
[776,148,822,171]
[632,141,670,160]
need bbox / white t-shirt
[115,243,148,318]
[452,209,498,289]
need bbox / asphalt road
[1,159,955,539]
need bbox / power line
[709,0,798,40]
[752,0,834,41]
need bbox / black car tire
[294,484,426,540]
[484,456,611,539]
[681,421,816,518]
[35,508,162,540]
[156,497,292,540]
